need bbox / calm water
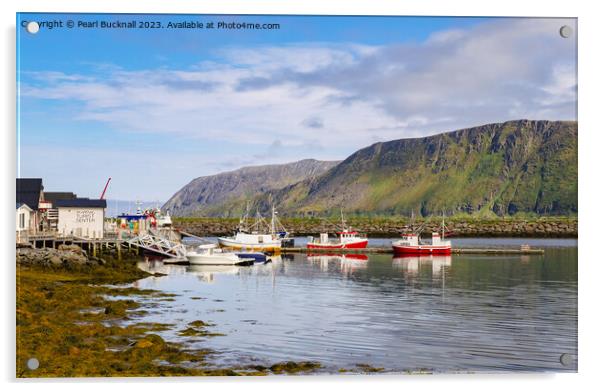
[130,238,577,374]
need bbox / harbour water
[130,238,577,374]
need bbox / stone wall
[16,244,105,267]
[173,218,577,238]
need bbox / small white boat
[186,244,246,265]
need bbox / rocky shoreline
[173,217,577,238]
[16,244,106,268]
[16,246,325,377]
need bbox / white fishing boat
[156,209,172,227]
[186,244,247,265]
[217,206,285,252]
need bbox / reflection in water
[392,255,452,278]
[186,265,241,283]
[307,253,369,275]
[128,239,577,373]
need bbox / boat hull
[187,253,245,265]
[392,245,452,255]
[307,239,368,249]
[217,238,281,252]
[236,252,268,263]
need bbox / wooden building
[16,178,45,233]
[16,203,33,243]
[56,198,107,239]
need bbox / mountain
[257,120,577,217]
[163,159,340,217]
[165,120,577,218]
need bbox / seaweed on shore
[16,252,323,377]
[16,258,229,377]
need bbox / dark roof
[16,178,43,210]
[44,192,77,204]
[55,198,107,208]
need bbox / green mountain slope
[260,120,577,217]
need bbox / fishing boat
[392,217,452,255]
[186,244,250,265]
[154,208,172,227]
[307,211,368,249]
[118,201,147,222]
[217,206,285,252]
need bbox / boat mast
[271,205,276,235]
[442,211,446,239]
[340,209,347,230]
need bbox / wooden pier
[23,231,188,259]
[22,230,545,261]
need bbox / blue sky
[17,14,576,203]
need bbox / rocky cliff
[163,159,339,217]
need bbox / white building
[16,203,33,243]
[56,198,107,239]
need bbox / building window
[19,213,25,229]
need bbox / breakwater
[172,217,577,238]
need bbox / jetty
[281,246,545,255]
[22,229,189,259]
[21,222,545,261]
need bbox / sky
[16,13,577,203]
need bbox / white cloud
[20,18,577,157]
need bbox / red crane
[100,177,111,200]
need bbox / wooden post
[117,242,122,260]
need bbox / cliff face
[162,159,339,217]
[261,120,577,216]
[165,120,577,217]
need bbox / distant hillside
[165,120,577,218]
[257,120,577,217]
[163,159,340,217]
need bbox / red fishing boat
[392,215,452,255]
[307,230,369,249]
[392,232,451,255]
[307,211,369,249]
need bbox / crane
[100,177,111,200]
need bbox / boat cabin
[398,232,450,246]
[397,233,420,246]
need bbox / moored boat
[392,232,452,255]
[235,251,269,263]
[217,206,285,252]
[307,230,369,249]
[187,244,250,265]
[392,214,452,255]
[307,211,368,249]
[218,232,282,252]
